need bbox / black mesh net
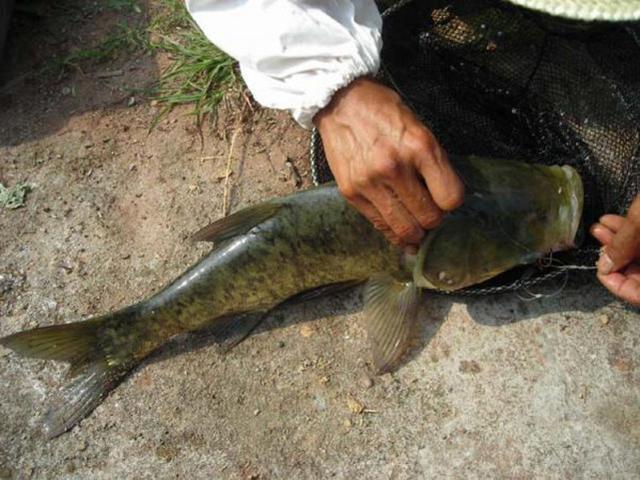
[310,0,640,294]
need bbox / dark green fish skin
[133,185,405,358]
[0,155,583,437]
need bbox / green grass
[38,0,239,124]
[148,0,239,126]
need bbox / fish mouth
[553,165,584,251]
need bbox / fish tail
[0,308,141,438]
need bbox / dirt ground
[1,3,639,480]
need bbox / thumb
[598,195,640,274]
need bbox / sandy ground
[1,3,639,479]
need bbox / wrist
[313,77,382,131]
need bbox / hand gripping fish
[0,156,583,437]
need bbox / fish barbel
[0,156,583,437]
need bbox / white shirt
[186,0,382,128]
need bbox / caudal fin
[0,312,137,438]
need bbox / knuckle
[373,158,400,179]
[417,209,443,229]
[395,223,421,241]
[407,128,436,153]
[339,184,358,202]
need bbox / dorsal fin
[191,202,282,243]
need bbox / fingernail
[597,252,614,275]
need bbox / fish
[0,155,583,438]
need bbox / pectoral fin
[191,202,282,243]
[364,275,421,374]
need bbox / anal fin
[195,311,268,354]
[364,275,421,374]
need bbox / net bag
[310,0,640,295]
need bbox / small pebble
[58,261,73,273]
[360,376,373,389]
[299,325,315,338]
[253,409,260,416]
[600,314,610,325]
[347,395,365,414]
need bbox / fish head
[411,159,584,292]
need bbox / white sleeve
[185,0,382,128]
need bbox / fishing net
[310,0,640,295]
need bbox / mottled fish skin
[128,184,405,358]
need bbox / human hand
[313,78,464,248]
[590,194,640,306]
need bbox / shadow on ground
[0,0,159,148]
[149,274,621,376]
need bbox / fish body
[117,184,406,362]
[0,156,583,437]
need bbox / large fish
[0,156,583,437]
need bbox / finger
[590,223,615,246]
[349,195,402,246]
[411,134,465,212]
[597,268,640,306]
[628,194,640,225]
[367,187,424,245]
[600,219,640,276]
[386,171,443,230]
[598,215,624,233]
